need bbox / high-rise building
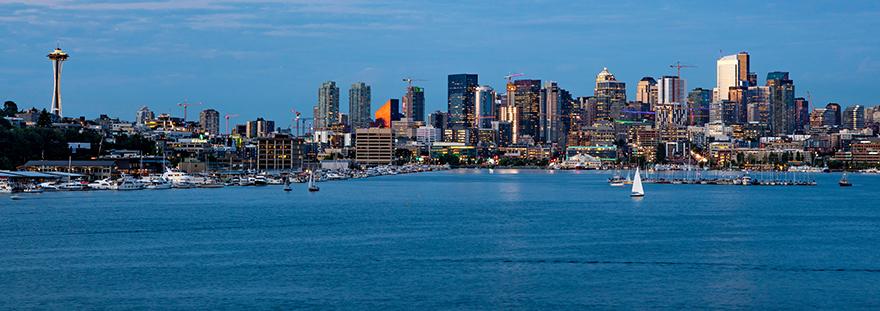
[256,133,302,171]
[514,79,542,144]
[746,86,771,125]
[199,109,220,136]
[428,111,448,133]
[714,52,749,101]
[594,68,626,122]
[447,74,479,129]
[374,99,401,128]
[844,105,865,130]
[794,97,810,131]
[402,86,425,122]
[655,76,688,129]
[135,106,154,125]
[766,72,795,135]
[826,103,841,127]
[355,128,393,166]
[687,88,712,126]
[47,47,69,117]
[540,81,564,144]
[636,77,658,108]
[315,81,340,130]
[349,82,372,129]
[657,76,687,105]
[246,118,275,138]
[474,86,495,129]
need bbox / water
[1,170,879,309]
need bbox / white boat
[58,181,89,191]
[141,176,172,190]
[88,178,114,190]
[111,176,144,191]
[254,175,269,186]
[163,168,196,187]
[0,181,12,193]
[308,171,319,192]
[631,168,645,197]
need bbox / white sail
[631,167,644,197]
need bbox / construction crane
[402,77,427,88]
[224,113,239,135]
[178,101,201,122]
[504,73,525,84]
[669,61,696,78]
[291,109,302,136]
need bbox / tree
[37,109,52,127]
[2,101,17,117]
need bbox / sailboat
[307,171,320,192]
[631,167,645,197]
[283,174,292,192]
[839,172,852,187]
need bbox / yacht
[58,180,89,191]
[0,181,12,193]
[111,176,145,191]
[88,178,115,190]
[162,168,195,187]
[253,175,269,186]
[141,176,172,190]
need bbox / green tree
[37,109,52,127]
[2,101,18,117]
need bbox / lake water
[1,169,879,309]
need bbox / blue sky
[0,0,878,126]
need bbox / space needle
[47,47,69,117]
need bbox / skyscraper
[794,97,810,131]
[402,86,425,122]
[349,82,371,129]
[767,71,795,135]
[714,52,749,101]
[656,76,687,105]
[843,105,865,130]
[540,81,563,144]
[315,81,340,130]
[199,109,220,136]
[826,103,841,127]
[374,99,401,128]
[474,85,495,129]
[47,47,69,117]
[447,74,479,129]
[687,88,712,126]
[594,68,626,122]
[636,77,658,109]
[514,79,542,143]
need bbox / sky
[1,0,878,126]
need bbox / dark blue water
[2,170,879,309]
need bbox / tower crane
[402,77,427,88]
[178,101,201,122]
[669,61,696,78]
[504,73,525,84]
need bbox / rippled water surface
[1,169,879,309]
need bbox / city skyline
[0,1,878,123]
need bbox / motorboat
[88,178,114,190]
[111,176,145,191]
[839,173,852,187]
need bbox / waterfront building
[135,106,154,126]
[416,126,442,145]
[687,88,712,126]
[355,127,393,166]
[844,105,865,130]
[315,81,340,130]
[47,47,69,117]
[256,133,302,171]
[447,74,479,129]
[349,82,372,129]
[199,109,220,136]
[491,121,513,147]
[474,86,495,129]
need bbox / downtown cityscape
[2,1,880,309]
[1,47,879,190]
